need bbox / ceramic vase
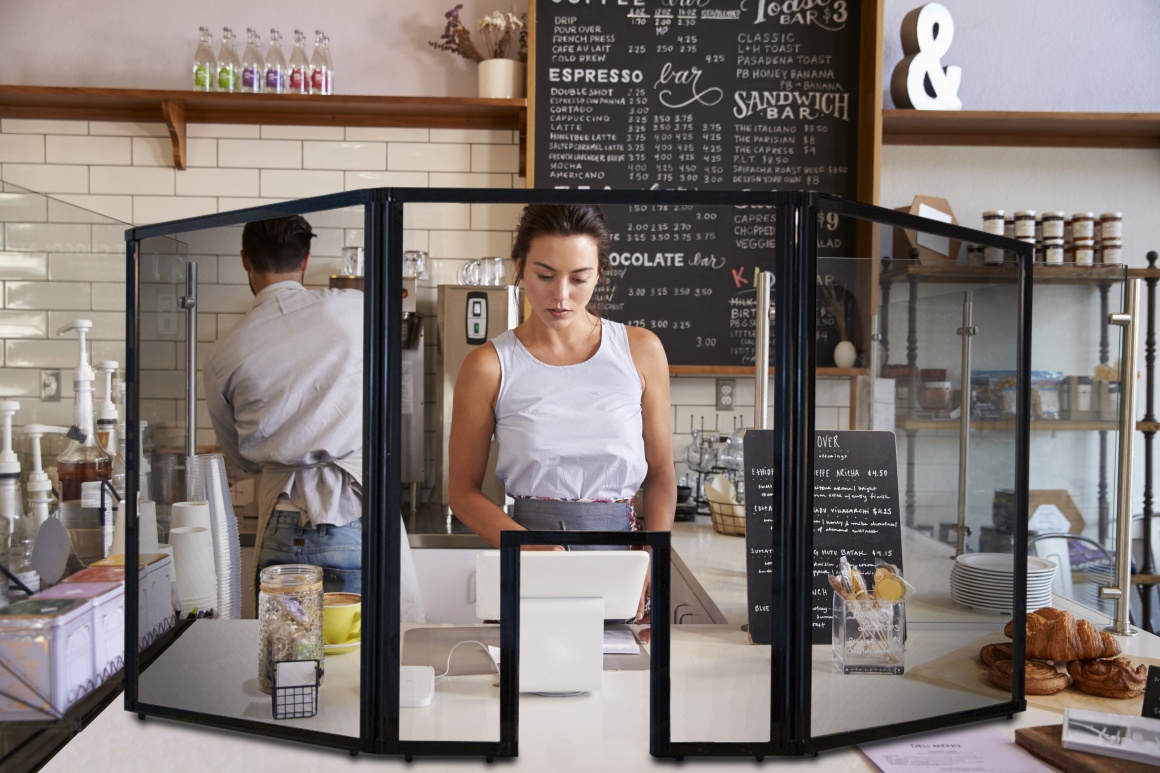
[833,340,857,369]
[478,58,525,99]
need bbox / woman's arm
[628,326,677,532]
[448,343,518,548]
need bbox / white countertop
[42,519,1160,772]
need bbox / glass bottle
[8,516,40,600]
[241,28,264,94]
[265,29,287,94]
[288,30,310,95]
[309,30,329,96]
[192,27,216,92]
[0,517,8,609]
[323,35,334,95]
[217,27,241,94]
[258,564,324,693]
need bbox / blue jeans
[257,511,363,594]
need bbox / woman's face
[520,234,601,329]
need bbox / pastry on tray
[989,659,1069,695]
[1003,608,1121,661]
[1067,657,1148,699]
[988,654,1067,691]
[979,642,1014,667]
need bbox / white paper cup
[112,499,128,555]
[171,501,211,531]
[138,499,160,552]
[170,525,217,609]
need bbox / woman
[448,203,676,623]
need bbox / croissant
[1068,657,1147,699]
[1003,609,1121,661]
[979,642,1014,667]
[989,659,1069,695]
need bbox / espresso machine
[435,284,521,517]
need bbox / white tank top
[492,319,647,500]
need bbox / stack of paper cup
[188,454,242,619]
[171,501,211,530]
[169,525,217,613]
[139,500,160,552]
[112,499,128,555]
[112,497,161,555]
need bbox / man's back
[205,281,363,475]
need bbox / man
[204,215,424,620]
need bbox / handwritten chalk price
[890,2,963,111]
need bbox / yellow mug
[323,592,362,645]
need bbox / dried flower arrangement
[430,3,528,63]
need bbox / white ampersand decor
[890,2,963,111]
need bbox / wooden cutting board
[908,632,1155,715]
[1015,724,1159,773]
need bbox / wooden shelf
[0,85,528,171]
[899,417,1120,432]
[881,263,1127,285]
[882,109,1160,149]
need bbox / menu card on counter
[534,1,862,369]
[744,430,903,644]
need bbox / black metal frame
[121,188,1033,761]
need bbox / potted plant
[430,3,528,99]
[821,282,858,369]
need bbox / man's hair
[241,215,315,273]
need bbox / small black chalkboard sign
[744,430,903,645]
[1143,665,1160,720]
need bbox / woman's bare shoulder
[624,324,668,364]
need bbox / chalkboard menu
[534,0,862,369]
[744,430,903,645]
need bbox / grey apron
[511,498,633,550]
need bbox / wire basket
[707,499,746,536]
[272,659,322,720]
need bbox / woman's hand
[520,544,566,552]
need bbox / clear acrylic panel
[811,212,1029,740]
[134,204,367,741]
[0,180,131,728]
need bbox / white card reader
[399,665,435,708]
[466,291,487,346]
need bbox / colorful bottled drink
[192,27,216,92]
[309,30,330,95]
[288,29,310,94]
[323,35,334,94]
[265,29,287,94]
[217,27,241,93]
[241,28,264,93]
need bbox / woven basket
[707,499,746,536]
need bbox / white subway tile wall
[0,118,852,501]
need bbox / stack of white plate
[949,552,1056,613]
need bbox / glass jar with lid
[258,564,324,694]
[1074,238,1095,266]
[1013,211,1036,240]
[1072,212,1095,239]
[982,210,1004,236]
[1044,238,1064,266]
[1100,212,1123,241]
[1041,212,1065,239]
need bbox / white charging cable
[435,640,500,681]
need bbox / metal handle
[182,262,198,500]
[954,291,976,557]
[754,271,774,429]
[1102,277,1141,637]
